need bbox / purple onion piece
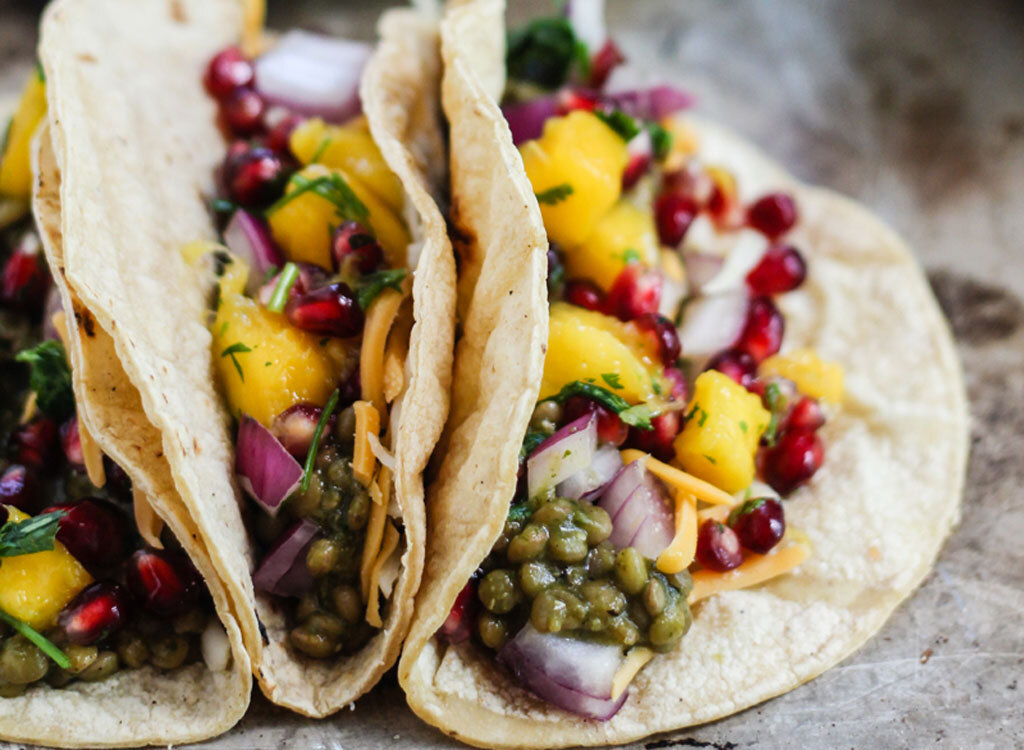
[235,416,304,516]
[253,519,320,597]
[556,443,623,501]
[527,413,597,499]
[42,284,64,341]
[223,209,285,298]
[502,95,560,145]
[605,85,693,121]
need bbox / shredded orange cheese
[132,489,164,549]
[689,541,811,604]
[611,647,654,699]
[360,288,404,416]
[697,504,731,524]
[352,401,380,486]
[620,450,734,506]
[241,0,266,56]
[365,520,399,628]
[382,305,412,405]
[656,491,698,574]
[360,466,391,600]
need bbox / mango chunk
[674,371,770,493]
[540,302,663,403]
[760,348,844,404]
[520,111,628,248]
[565,200,659,290]
[0,507,93,630]
[0,68,47,199]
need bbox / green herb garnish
[541,380,655,430]
[648,121,673,161]
[703,454,717,465]
[221,342,252,382]
[35,60,46,83]
[727,497,766,526]
[0,510,66,562]
[16,341,74,420]
[762,381,787,446]
[535,183,574,205]
[300,389,340,493]
[506,16,584,90]
[310,137,333,164]
[519,430,550,461]
[267,173,369,224]
[508,503,532,524]
[618,248,641,264]
[595,108,641,142]
[357,268,406,310]
[600,372,623,390]
[0,608,69,669]
[211,197,238,217]
[266,262,299,313]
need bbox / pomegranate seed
[695,520,743,571]
[1,244,50,312]
[438,580,477,644]
[747,192,797,237]
[125,548,201,617]
[705,348,757,389]
[556,89,599,114]
[634,313,681,366]
[625,411,680,462]
[0,465,38,513]
[605,264,662,322]
[285,282,364,338]
[785,396,825,432]
[728,497,785,554]
[588,39,626,89]
[60,416,84,469]
[257,262,328,307]
[663,366,689,402]
[745,244,806,295]
[203,46,254,99]
[221,86,266,136]
[562,396,628,446]
[223,146,286,207]
[761,428,824,495]
[654,192,699,247]
[663,166,714,207]
[707,168,738,222]
[271,403,333,458]
[563,279,605,312]
[9,418,59,469]
[622,153,651,191]
[44,498,130,569]
[735,296,784,363]
[337,367,362,408]
[58,582,130,645]
[265,111,305,154]
[332,222,383,276]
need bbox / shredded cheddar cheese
[697,504,730,524]
[132,489,164,549]
[241,0,266,56]
[689,541,811,604]
[352,401,380,486]
[611,647,654,700]
[365,520,399,628]
[656,491,698,574]
[382,305,412,405]
[620,450,734,506]
[360,466,391,600]
[360,288,404,416]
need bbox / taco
[398,1,968,747]
[0,103,250,746]
[36,0,454,718]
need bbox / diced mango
[267,164,409,271]
[0,507,92,630]
[520,111,629,248]
[673,371,770,493]
[565,200,659,290]
[289,118,404,215]
[0,68,47,199]
[212,292,340,426]
[540,302,664,403]
[760,348,844,404]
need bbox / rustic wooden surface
[1,0,1022,748]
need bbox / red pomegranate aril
[556,88,600,114]
[745,244,807,295]
[44,498,130,570]
[662,166,714,207]
[664,366,689,402]
[695,519,743,571]
[762,428,824,496]
[10,418,59,469]
[271,403,332,459]
[625,411,680,462]
[125,548,201,618]
[332,222,383,276]
[563,279,605,312]
[0,464,38,513]
[622,153,651,191]
[654,191,699,247]
[61,416,84,469]
[1,244,50,312]
[285,283,364,338]
[265,112,305,154]
[222,86,266,136]
[588,39,626,89]
[785,396,825,432]
[728,497,785,554]
[605,264,662,322]
[747,192,798,238]
[224,146,286,207]
[735,296,784,363]
[58,582,130,646]
[438,580,477,644]
[562,396,628,446]
[204,46,254,99]
[705,348,758,389]
[634,313,681,366]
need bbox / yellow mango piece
[289,118,404,214]
[267,164,409,271]
[566,200,659,290]
[0,68,47,199]
[520,111,629,248]
[213,292,339,426]
[673,371,770,493]
[760,348,845,404]
[540,302,663,403]
[0,507,93,630]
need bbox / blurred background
[1,1,1021,748]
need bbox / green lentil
[150,636,189,670]
[614,547,648,595]
[574,504,613,545]
[64,644,98,674]
[173,609,206,634]
[334,406,357,446]
[0,682,26,697]
[478,569,520,614]
[78,651,119,682]
[548,526,588,563]
[332,584,363,623]
[643,577,667,616]
[0,636,48,684]
[518,561,557,597]
[307,538,342,577]
[477,613,509,650]
[116,632,150,669]
[529,401,562,433]
[531,587,588,633]
[507,523,549,563]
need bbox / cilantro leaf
[16,341,74,419]
[727,497,766,527]
[0,510,66,561]
[221,342,252,382]
[595,108,641,141]
[541,380,655,430]
[507,503,532,524]
[600,372,623,390]
[267,173,369,225]
[506,17,583,90]
[535,183,574,205]
[648,121,673,161]
[520,430,550,461]
[357,268,407,310]
[762,381,788,446]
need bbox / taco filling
[434,6,845,720]
[188,31,416,661]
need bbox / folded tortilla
[398,1,969,747]
[38,0,454,718]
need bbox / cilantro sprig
[535,183,574,205]
[595,108,641,142]
[0,509,66,562]
[762,382,788,446]
[357,268,406,310]
[267,173,369,224]
[300,389,340,493]
[16,341,74,420]
[266,262,299,313]
[540,380,655,430]
[0,608,70,669]
[221,342,252,382]
[506,16,588,90]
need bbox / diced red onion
[556,443,623,501]
[676,288,749,359]
[682,252,724,291]
[596,460,646,519]
[502,95,559,145]
[254,30,370,123]
[527,413,597,499]
[223,209,284,298]
[628,503,674,559]
[252,519,320,597]
[565,0,607,55]
[604,470,673,558]
[605,85,693,121]
[699,229,769,295]
[658,273,685,320]
[626,127,652,160]
[499,624,627,721]
[42,284,64,341]
[235,416,304,516]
